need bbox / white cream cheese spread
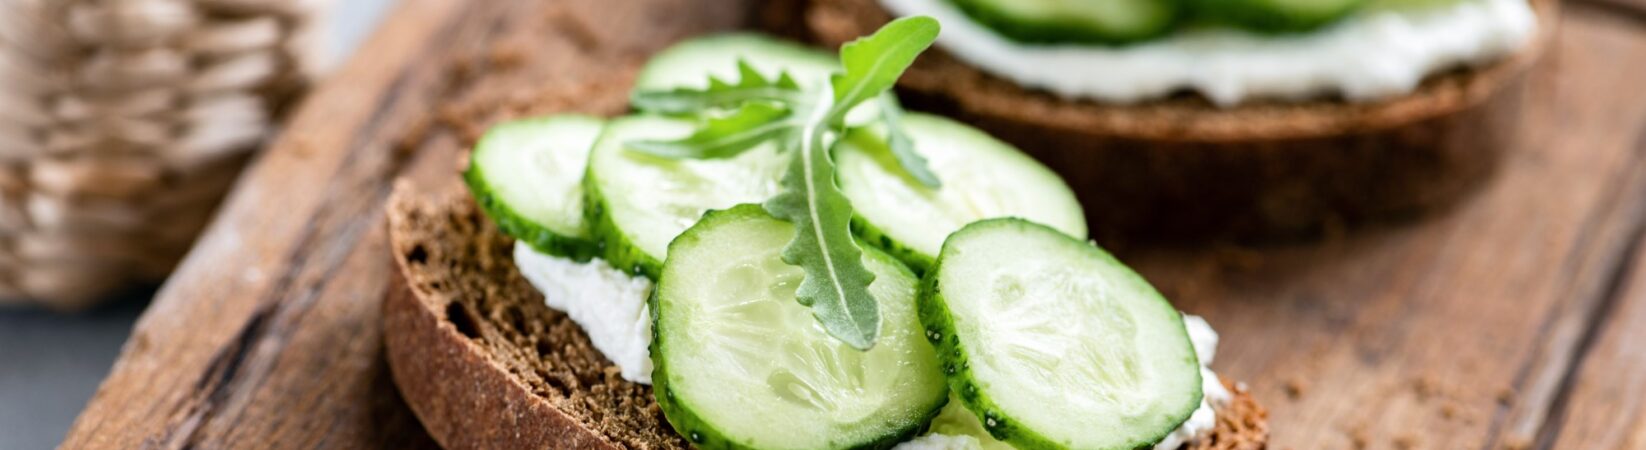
[513,244,655,384]
[895,433,989,450]
[879,0,1536,106]
[1154,314,1232,450]
[515,244,1233,448]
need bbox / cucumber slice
[584,115,788,278]
[837,113,1086,273]
[1194,0,1366,32]
[465,115,605,261]
[921,395,1015,450]
[632,33,883,125]
[652,205,947,450]
[951,0,1182,44]
[634,34,838,96]
[920,219,1202,450]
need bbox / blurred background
[0,0,393,447]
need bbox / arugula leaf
[878,95,940,188]
[620,17,942,350]
[735,59,802,90]
[760,19,940,350]
[764,92,881,350]
[632,87,801,115]
[631,60,803,114]
[628,102,792,159]
[827,16,940,121]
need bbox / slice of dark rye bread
[383,185,1270,450]
[773,0,1557,241]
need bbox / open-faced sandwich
[783,0,1554,239]
[386,18,1268,450]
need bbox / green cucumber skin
[838,114,1087,276]
[649,205,946,450]
[917,251,1051,449]
[650,291,938,450]
[851,215,936,276]
[950,0,1184,45]
[649,282,743,450]
[580,165,663,280]
[464,167,596,262]
[1193,0,1368,33]
[917,218,1200,450]
[462,129,602,262]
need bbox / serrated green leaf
[828,16,940,121]
[628,102,793,159]
[630,59,803,115]
[737,59,801,90]
[764,107,881,350]
[632,87,803,115]
[622,18,945,350]
[878,95,940,188]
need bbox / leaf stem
[800,89,851,317]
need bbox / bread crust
[384,272,619,450]
[793,0,1557,240]
[384,188,623,450]
[383,185,1270,450]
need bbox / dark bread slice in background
[383,185,1269,450]
[782,0,1557,242]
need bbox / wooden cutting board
[59,0,1646,448]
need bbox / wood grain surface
[1545,235,1646,449]
[60,0,1646,449]
[1124,7,1646,449]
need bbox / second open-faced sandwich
[386,17,1269,450]
[784,0,1554,239]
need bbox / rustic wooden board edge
[1479,8,1646,448]
[1543,205,1646,448]
[58,0,474,447]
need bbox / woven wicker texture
[0,0,320,310]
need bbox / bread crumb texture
[390,190,686,449]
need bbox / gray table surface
[0,291,152,449]
[0,1,396,448]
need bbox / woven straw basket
[0,0,324,311]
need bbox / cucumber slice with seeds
[633,33,884,125]
[464,115,605,261]
[584,115,788,278]
[951,0,1183,44]
[652,205,947,450]
[923,395,1015,450]
[837,113,1086,273]
[593,35,903,279]
[920,219,1202,450]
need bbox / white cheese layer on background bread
[881,0,1536,106]
[514,244,1234,448]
